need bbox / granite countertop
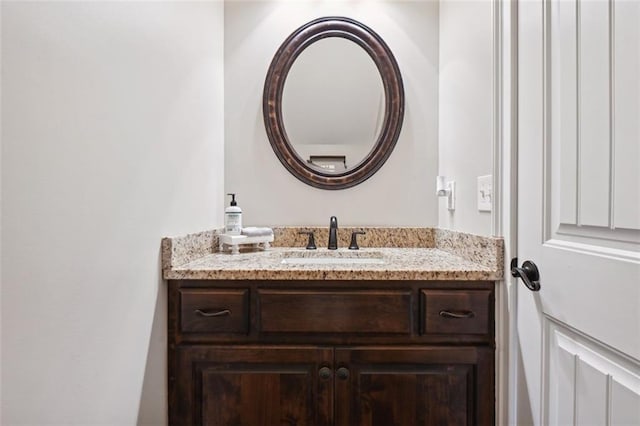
[166,247,499,281]
[162,227,504,281]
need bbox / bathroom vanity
[163,228,503,426]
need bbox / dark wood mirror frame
[263,16,405,190]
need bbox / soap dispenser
[224,193,242,235]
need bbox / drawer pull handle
[439,310,475,319]
[195,309,231,317]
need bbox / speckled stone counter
[162,227,504,281]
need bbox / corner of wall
[437,0,494,236]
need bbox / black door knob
[510,258,541,291]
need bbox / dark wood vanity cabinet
[168,280,495,426]
[173,345,334,425]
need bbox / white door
[516,0,640,425]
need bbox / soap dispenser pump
[224,193,242,235]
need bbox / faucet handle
[298,231,317,250]
[349,231,366,250]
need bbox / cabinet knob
[336,367,350,380]
[318,366,332,380]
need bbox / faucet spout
[328,216,338,250]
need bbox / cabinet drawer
[421,290,490,335]
[258,289,412,334]
[180,289,249,334]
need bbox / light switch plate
[477,175,492,212]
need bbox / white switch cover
[477,175,492,212]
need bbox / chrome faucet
[328,216,338,250]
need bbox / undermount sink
[281,250,386,265]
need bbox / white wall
[0,1,497,423]
[1,2,224,424]
[438,0,494,235]
[224,1,440,227]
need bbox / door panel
[611,380,640,425]
[517,0,640,424]
[202,371,313,425]
[612,1,640,230]
[334,347,493,426]
[173,346,333,426]
[354,366,469,426]
[577,0,611,228]
[547,321,640,425]
[549,0,640,244]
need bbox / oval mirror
[263,16,404,190]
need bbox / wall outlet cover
[477,175,492,212]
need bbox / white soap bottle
[224,193,242,235]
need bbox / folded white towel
[242,227,274,237]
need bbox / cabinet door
[171,346,333,426]
[334,346,493,426]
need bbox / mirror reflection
[282,37,385,173]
